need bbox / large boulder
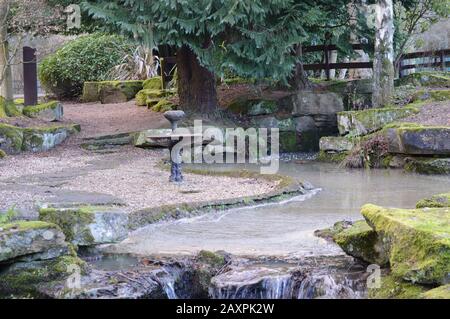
[416,193,450,209]
[333,220,389,266]
[362,204,450,285]
[0,221,67,262]
[386,125,450,155]
[294,116,319,151]
[395,72,450,88]
[368,274,428,299]
[134,129,173,148]
[0,255,87,298]
[319,136,354,153]
[98,80,144,104]
[228,99,278,116]
[290,91,344,116]
[421,284,450,299]
[82,82,100,102]
[143,76,163,90]
[337,106,419,136]
[404,157,450,175]
[135,89,170,106]
[23,101,64,122]
[0,123,23,154]
[39,206,129,246]
[22,125,80,152]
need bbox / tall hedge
[38,34,134,98]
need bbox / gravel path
[0,100,279,215]
[400,100,450,126]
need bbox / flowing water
[109,161,450,258]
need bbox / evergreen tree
[82,0,352,114]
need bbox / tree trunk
[290,44,311,90]
[0,0,13,101]
[372,0,395,107]
[176,45,218,115]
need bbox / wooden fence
[159,45,449,85]
[399,48,450,77]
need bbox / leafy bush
[38,33,134,98]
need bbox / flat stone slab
[319,136,354,152]
[0,221,67,262]
[386,126,450,155]
[39,206,129,246]
[362,204,450,285]
[337,107,419,136]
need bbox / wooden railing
[302,44,373,80]
[159,46,449,84]
[399,48,449,77]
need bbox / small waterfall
[260,275,294,299]
[296,274,361,299]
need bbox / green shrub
[38,34,134,98]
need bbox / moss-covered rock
[226,98,278,116]
[319,136,354,152]
[98,80,144,104]
[279,131,299,152]
[0,221,67,262]
[314,220,353,241]
[143,76,163,90]
[317,150,348,163]
[82,81,100,102]
[362,204,450,285]
[22,125,79,152]
[0,149,5,158]
[395,72,450,88]
[368,273,428,299]
[416,193,450,209]
[135,89,168,106]
[0,123,24,154]
[151,99,176,112]
[333,220,389,266]
[386,124,450,155]
[420,284,450,299]
[0,96,22,117]
[39,205,129,246]
[404,157,450,175]
[0,255,87,298]
[23,101,63,122]
[337,106,420,136]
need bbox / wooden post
[324,45,330,80]
[23,46,38,106]
[160,57,165,90]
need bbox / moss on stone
[0,220,60,233]
[143,76,163,90]
[23,101,59,117]
[334,220,389,266]
[0,255,87,298]
[39,207,95,243]
[82,82,100,102]
[404,157,450,175]
[0,96,22,117]
[14,98,24,105]
[98,80,143,100]
[416,193,450,208]
[368,274,428,299]
[317,150,348,163]
[362,204,450,285]
[197,250,226,268]
[279,131,298,152]
[135,89,167,106]
[0,149,5,158]
[0,123,24,153]
[395,72,450,88]
[420,284,450,299]
[151,99,175,112]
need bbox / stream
[91,161,450,299]
[107,161,450,257]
